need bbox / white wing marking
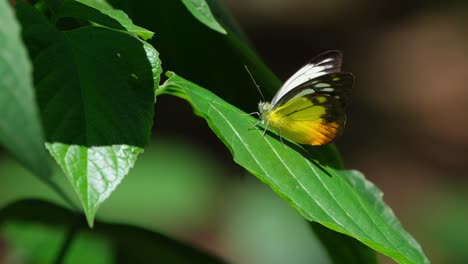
[270,51,342,107]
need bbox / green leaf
[310,222,377,264]
[0,0,51,179]
[46,143,143,227]
[16,3,157,226]
[142,41,162,92]
[47,0,154,40]
[0,199,227,264]
[180,0,227,34]
[159,72,429,264]
[340,170,429,261]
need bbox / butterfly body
[258,51,353,146]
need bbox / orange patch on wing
[265,96,345,146]
[268,116,342,146]
[305,121,341,145]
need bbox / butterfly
[258,50,353,146]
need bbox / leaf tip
[84,208,96,228]
[216,27,227,35]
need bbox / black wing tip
[310,50,344,68]
[317,50,343,59]
[338,71,355,80]
[321,50,342,56]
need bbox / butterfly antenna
[244,65,265,101]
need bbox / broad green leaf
[0,0,51,179]
[16,3,157,226]
[180,0,227,34]
[0,199,227,264]
[46,143,143,227]
[159,72,429,264]
[46,0,154,40]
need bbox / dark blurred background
[1,0,468,263]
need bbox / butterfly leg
[243,112,262,131]
[249,120,261,130]
[278,128,284,145]
[245,111,260,118]
[261,119,270,136]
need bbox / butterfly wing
[270,50,343,107]
[267,94,346,145]
[273,72,354,109]
[265,72,353,145]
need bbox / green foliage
[0,0,51,180]
[16,1,157,226]
[159,72,428,264]
[180,0,227,34]
[46,144,143,226]
[46,0,154,40]
[0,199,226,263]
[0,0,429,263]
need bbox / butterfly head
[258,101,272,123]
